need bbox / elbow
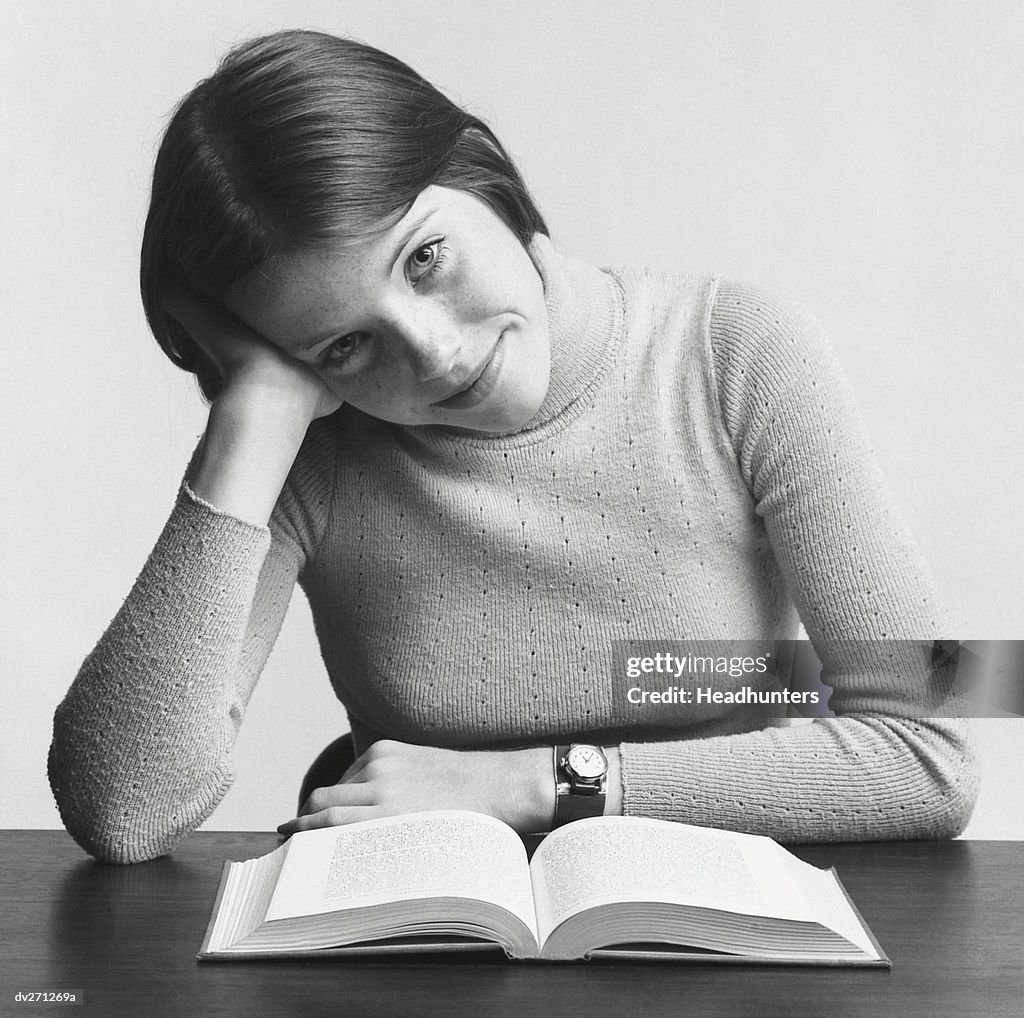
[48,746,169,864]
[889,718,980,840]
[914,770,978,841]
[52,807,171,867]
[51,805,178,867]
[927,757,980,841]
[48,727,230,865]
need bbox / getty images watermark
[611,640,1024,719]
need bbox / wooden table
[2,831,1022,1017]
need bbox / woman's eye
[407,239,445,283]
[325,333,363,363]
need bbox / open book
[199,811,889,965]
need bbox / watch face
[567,745,606,779]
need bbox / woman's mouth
[431,334,506,410]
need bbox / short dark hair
[140,30,548,399]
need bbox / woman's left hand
[278,740,556,836]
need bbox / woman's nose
[387,307,461,381]
[405,332,460,381]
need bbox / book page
[531,816,820,945]
[781,857,878,956]
[264,811,537,942]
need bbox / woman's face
[224,186,551,433]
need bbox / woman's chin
[470,384,550,434]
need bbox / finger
[278,805,382,836]
[338,739,402,783]
[339,756,370,783]
[298,779,375,818]
[159,293,265,371]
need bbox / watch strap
[553,743,608,828]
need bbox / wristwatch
[553,743,608,827]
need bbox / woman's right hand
[162,293,341,526]
[162,293,343,424]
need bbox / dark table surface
[2,830,1022,1018]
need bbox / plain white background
[3,1,1021,837]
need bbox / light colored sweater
[49,237,978,863]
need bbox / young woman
[49,29,977,864]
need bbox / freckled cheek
[315,368,369,406]
[444,267,507,323]
[326,367,413,416]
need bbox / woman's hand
[279,740,624,837]
[162,293,342,423]
[162,294,342,526]
[280,740,554,836]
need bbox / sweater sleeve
[619,280,979,841]
[48,425,336,863]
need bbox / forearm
[166,288,335,526]
[190,387,315,526]
[53,293,339,862]
[619,716,978,841]
[698,282,981,839]
[48,486,281,863]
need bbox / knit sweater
[49,237,978,863]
